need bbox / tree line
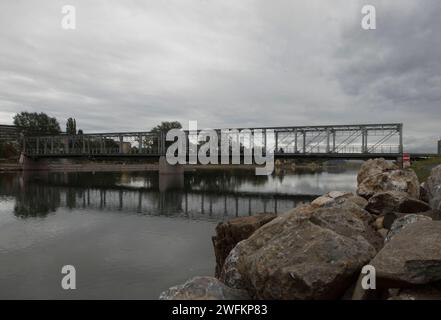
[1,111,182,159]
[11,111,181,136]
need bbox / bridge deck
[25,152,402,160]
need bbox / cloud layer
[0,0,440,152]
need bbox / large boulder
[369,221,441,287]
[220,203,381,299]
[357,158,398,185]
[212,213,276,278]
[388,286,441,300]
[159,276,250,300]
[311,191,367,209]
[385,214,432,243]
[420,182,430,203]
[383,209,438,230]
[426,165,441,210]
[365,191,430,217]
[357,168,420,200]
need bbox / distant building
[438,140,441,155]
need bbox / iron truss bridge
[22,123,403,160]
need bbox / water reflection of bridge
[57,187,315,220]
[0,171,322,220]
[10,180,315,220]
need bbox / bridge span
[22,123,404,161]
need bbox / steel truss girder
[22,123,403,157]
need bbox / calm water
[0,167,357,299]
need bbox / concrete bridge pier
[158,156,184,192]
[19,153,49,171]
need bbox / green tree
[13,112,61,135]
[139,121,182,153]
[66,118,77,135]
[154,121,182,151]
[151,121,182,133]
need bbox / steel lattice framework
[22,123,403,160]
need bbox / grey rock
[365,191,430,217]
[420,182,430,203]
[159,276,250,300]
[388,286,441,300]
[357,158,398,185]
[212,213,276,278]
[383,209,437,229]
[374,216,384,230]
[378,228,388,239]
[220,204,380,299]
[357,169,420,200]
[385,214,432,243]
[370,221,441,287]
[311,191,367,209]
[426,165,441,210]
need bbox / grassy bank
[411,157,441,182]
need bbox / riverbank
[161,158,441,300]
[0,158,353,173]
[411,157,441,181]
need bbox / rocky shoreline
[160,158,441,300]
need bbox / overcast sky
[0,0,440,152]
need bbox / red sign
[403,153,410,161]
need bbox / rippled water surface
[0,167,358,299]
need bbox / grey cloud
[334,0,441,151]
[0,0,439,152]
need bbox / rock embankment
[159,276,250,300]
[220,202,381,299]
[356,159,420,199]
[212,213,276,278]
[425,165,441,211]
[160,159,441,300]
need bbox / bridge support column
[19,153,49,171]
[302,131,306,154]
[361,128,368,153]
[138,134,143,153]
[119,135,123,154]
[332,130,336,152]
[326,130,330,153]
[399,124,403,154]
[158,156,184,192]
[294,130,297,153]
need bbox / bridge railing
[23,132,164,156]
[23,123,403,158]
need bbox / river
[0,167,358,299]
